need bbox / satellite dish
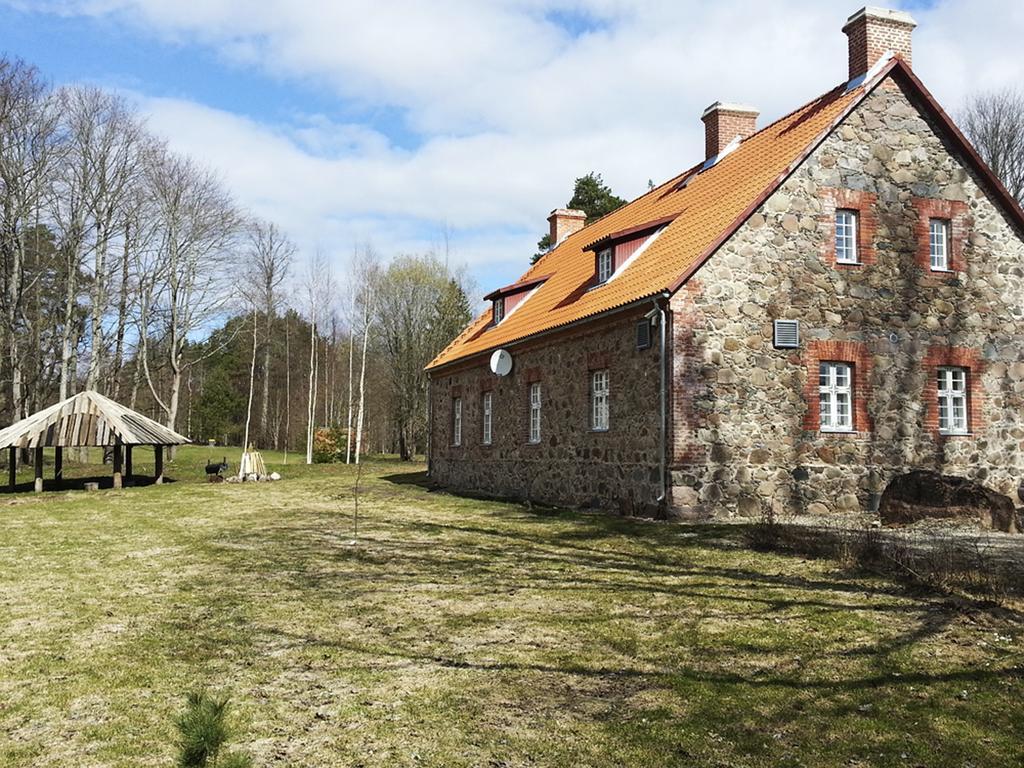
[490,349,513,377]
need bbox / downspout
[651,293,670,510]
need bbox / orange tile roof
[427,76,871,372]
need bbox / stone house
[425,7,1024,519]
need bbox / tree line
[0,54,471,462]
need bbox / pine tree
[531,172,626,263]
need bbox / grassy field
[1,446,1022,767]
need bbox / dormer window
[483,274,551,328]
[597,248,614,284]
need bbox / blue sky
[3,0,1022,307]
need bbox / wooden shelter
[0,391,190,492]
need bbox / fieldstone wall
[429,308,664,513]
[670,79,1024,518]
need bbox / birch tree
[245,218,294,447]
[303,252,332,464]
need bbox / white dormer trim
[494,284,542,325]
[590,224,669,291]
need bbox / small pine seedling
[174,691,253,768]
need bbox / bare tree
[352,248,379,464]
[345,325,354,464]
[139,147,241,433]
[0,57,60,420]
[51,87,146,398]
[244,218,294,447]
[240,304,258,474]
[961,87,1024,204]
[303,252,333,464]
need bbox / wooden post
[154,445,164,485]
[54,447,63,486]
[112,444,123,490]
[8,446,15,490]
[124,445,133,487]
[34,446,43,493]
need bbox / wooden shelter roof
[0,391,190,449]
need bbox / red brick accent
[669,282,709,466]
[522,367,542,384]
[450,384,463,398]
[843,9,915,80]
[911,198,969,274]
[587,351,611,370]
[819,188,878,267]
[478,377,492,392]
[548,208,586,247]
[701,103,758,160]
[921,346,984,438]
[801,340,873,433]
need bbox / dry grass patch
[0,447,1021,766]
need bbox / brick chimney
[842,7,916,81]
[548,208,587,247]
[701,102,759,161]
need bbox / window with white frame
[493,297,505,324]
[818,361,853,432]
[591,370,609,431]
[929,218,950,271]
[597,248,614,284]
[937,366,969,435]
[528,382,542,443]
[452,397,462,446]
[450,399,462,448]
[482,391,493,445]
[835,209,858,264]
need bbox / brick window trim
[912,198,969,274]
[922,346,984,438]
[801,340,873,433]
[819,188,879,267]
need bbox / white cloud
[16,0,1024,295]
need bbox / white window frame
[818,361,854,433]
[482,391,493,445]
[929,218,950,271]
[493,297,505,324]
[937,366,969,435]
[597,248,614,284]
[528,383,542,444]
[835,209,859,264]
[452,397,462,446]
[591,370,610,431]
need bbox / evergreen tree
[532,172,626,263]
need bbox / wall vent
[636,320,652,350]
[773,319,800,349]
